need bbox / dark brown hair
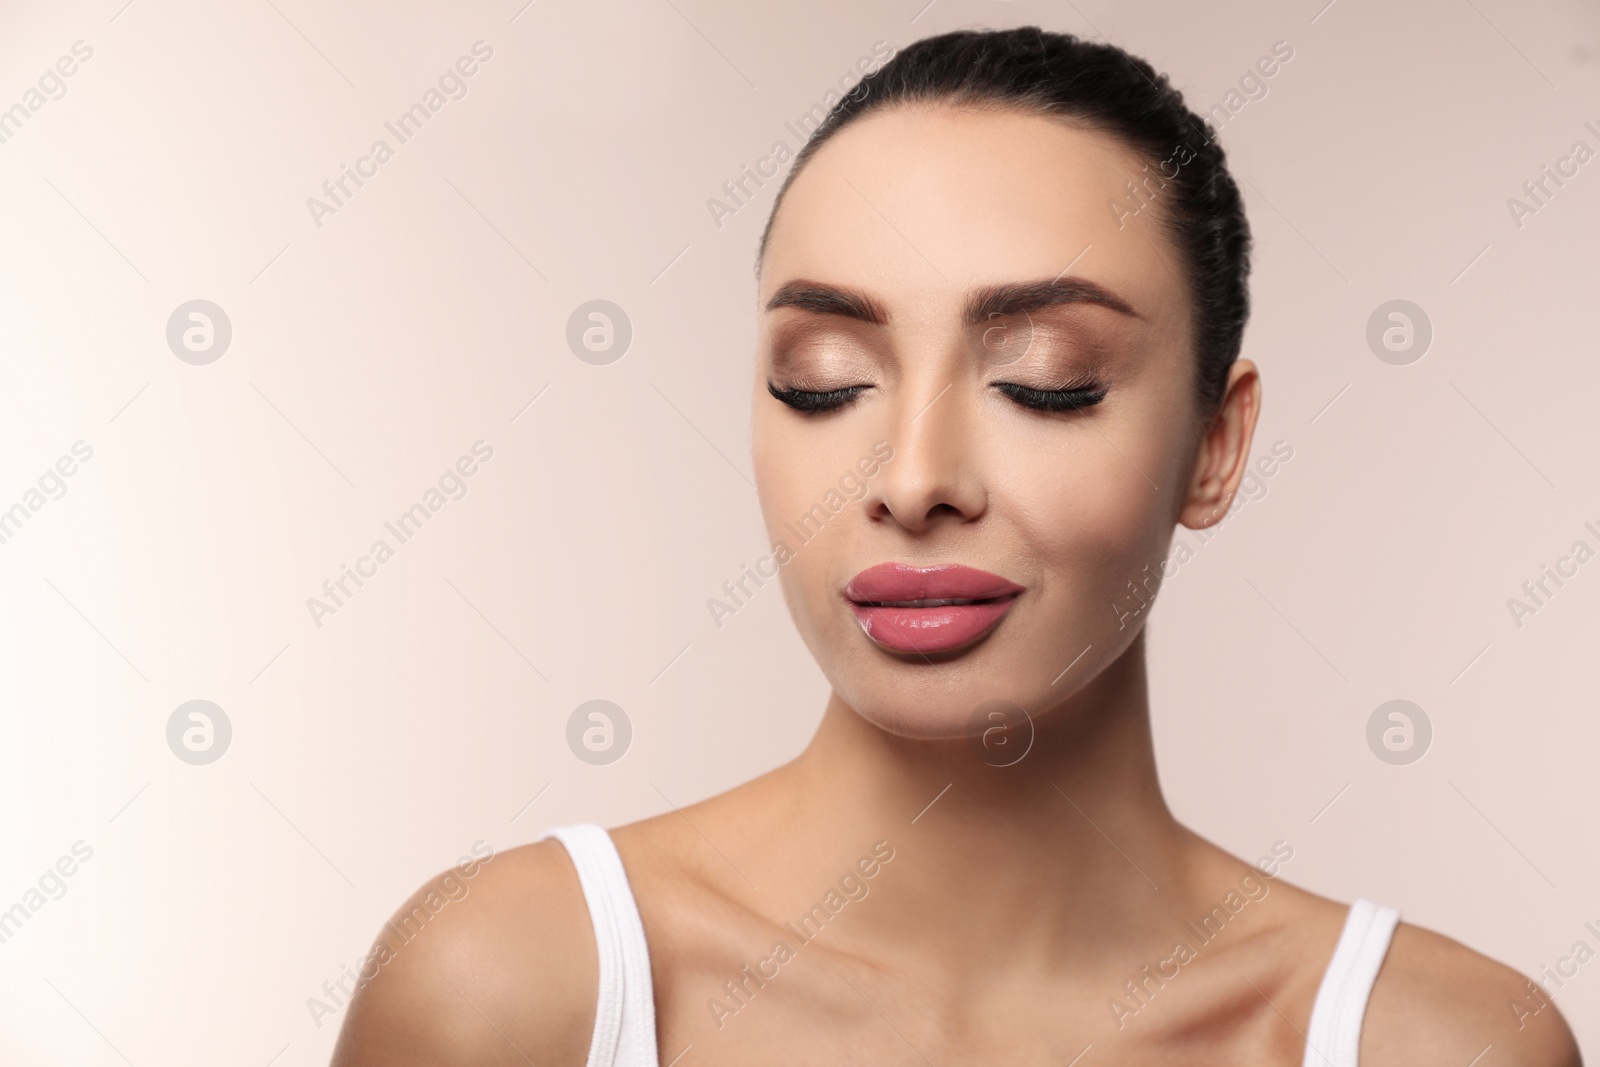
[757,26,1252,417]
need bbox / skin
[331,104,1582,1065]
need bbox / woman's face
[752,104,1251,739]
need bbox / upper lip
[844,562,1024,606]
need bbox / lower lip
[849,597,1019,655]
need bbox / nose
[868,381,987,534]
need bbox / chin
[837,687,997,741]
[820,635,1034,740]
[815,607,1144,744]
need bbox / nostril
[914,502,966,526]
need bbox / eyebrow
[763,276,1139,326]
[966,277,1139,323]
[763,281,890,324]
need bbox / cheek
[751,410,858,626]
[752,408,820,544]
[1007,468,1160,600]
[994,414,1189,613]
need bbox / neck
[762,629,1220,978]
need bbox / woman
[332,27,1581,1065]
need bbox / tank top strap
[539,824,659,1067]
[1302,898,1401,1067]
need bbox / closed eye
[993,382,1107,413]
[767,382,870,413]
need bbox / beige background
[1,0,1597,1061]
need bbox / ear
[1179,359,1262,530]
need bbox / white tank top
[540,823,1401,1067]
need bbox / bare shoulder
[329,839,598,1067]
[1363,919,1581,1067]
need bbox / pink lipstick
[844,562,1024,655]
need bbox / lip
[844,562,1024,655]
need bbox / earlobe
[1177,359,1262,531]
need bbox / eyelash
[767,382,869,412]
[767,381,1108,414]
[992,381,1109,412]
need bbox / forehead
[760,104,1188,326]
